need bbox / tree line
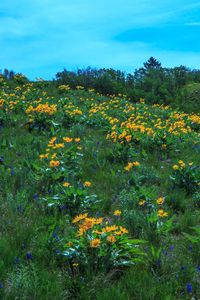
[1,57,200,112]
[55,57,200,112]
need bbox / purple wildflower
[186,283,192,293]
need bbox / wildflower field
[0,77,200,299]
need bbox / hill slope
[0,81,200,299]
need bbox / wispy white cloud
[185,22,200,26]
[0,0,199,79]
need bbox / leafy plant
[57,213,147,275]
[170,161,199,194]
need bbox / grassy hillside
[0,79,200,299]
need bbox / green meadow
[0,76,199,299]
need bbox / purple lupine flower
[188,244,193,252]
[26,252,33,260]
[186,283,192,293]
[52,232,57,238]
[33,194,38,200]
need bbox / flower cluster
[106,102,199,148]
[124,161,140,171]
[172,160,190,170]
[60,212,146,271]
[58,85,70,91]
[38,135,82,175]
[26,103,57,115]
[171,161,199,194]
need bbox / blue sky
[0,0,200,79]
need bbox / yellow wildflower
[49,160,60,167]
[178,160,186,169]
[133,161,140,167]
[138,200,146,206]
[124,162,133,171]
[125,135,132,142]
[51,153,57,159]
[63,182,70,187]
[90,238,101,248]
[113,210,122,216]
[72,263,79,267]
[156,197,164,205]
[158,209,168,218]
[84,181,92,187]
[63,137,73,143]
[107,235,116,243]
[172,165,179,171]
[119,226,129,234]
[74,138,81,142]
[72,213,88,223]
[102,225,119,233]
[39,153,49,159]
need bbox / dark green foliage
[176,83,200,112]
[54,58,200,112]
